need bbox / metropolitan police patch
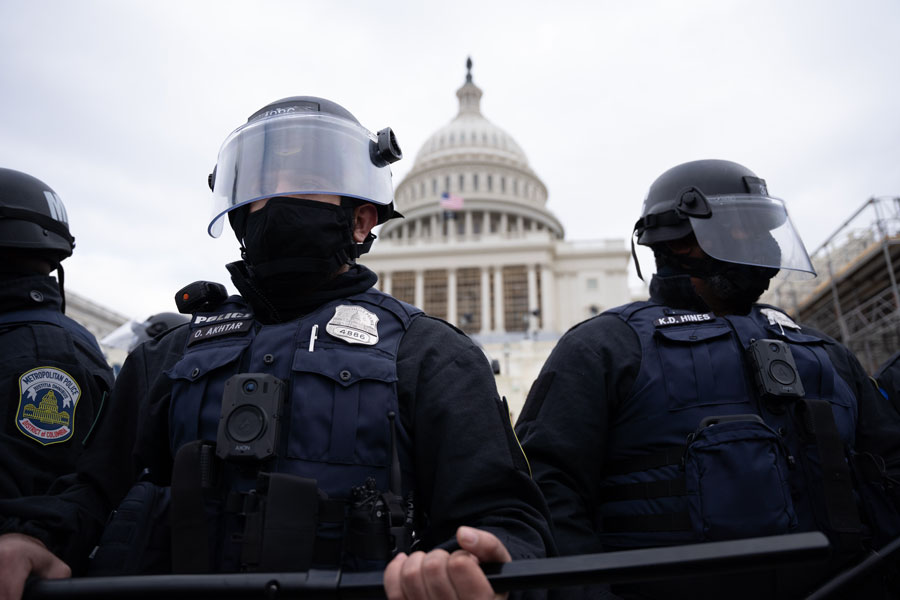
[16,367,81,445]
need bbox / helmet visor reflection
[690,196,816,279]
[208,113,394,237]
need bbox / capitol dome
[413,79,530,172]
[365,58,629,341]
[361,59,631,416]
[380,58,563,240]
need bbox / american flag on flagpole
[440,191,464,211]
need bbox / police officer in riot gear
[0,168,114,495]
[0,99,552,600]
[0,168,114,592]
[516,159,900,599]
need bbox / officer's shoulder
[136,319,192,359]
[357,288,421,322]
[406,314,469,341]
[565,301,641,336]
[755,303,838,344]
[876,351,900,379]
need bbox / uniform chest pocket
[287,348,398,467]
[684,417,797,541]
[165,342,249,450]
[654,325,750,411]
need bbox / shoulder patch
[16,367,81,445]
[326,305,379,345]
[654,312,715,327]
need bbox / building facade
[360,60,632,415]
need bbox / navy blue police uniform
[0,274,114,501]
[0,263,553,577]
[516,274,900,599]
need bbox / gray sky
[1,0,898,320]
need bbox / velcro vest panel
[164,289,421,570]
[597,301,858,550]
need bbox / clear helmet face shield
[689,195,816,280]
[208,112,395,237]
[100,319,149,353]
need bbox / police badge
[16,366,81,445]
[325,305,380,345]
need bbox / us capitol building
[361,60,633,416]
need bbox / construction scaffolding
[766,196,900,374]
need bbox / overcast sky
[1,0,898,320]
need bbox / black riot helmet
[207,96,403,240]
[0,168,75,265]
[633,159,815,279]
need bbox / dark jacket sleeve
[396,315,554,561]
[875,351,900,424]
[515,315,641,556]
[0,319,113,498]
[819,336,900,475]
[0,326,186,573]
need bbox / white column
[413,218,420,240]
[516,215,524,235]
[527,264,538,334]
[493,266,505,333]
[431,213,439,239]
[402,222,410,241]
[464,211,473,238]
[447,269,457,326]
[480,267,491,335]
[499,213,508,237]
[540,264,555,332]
[482,211,490,235]
[414,270,425,309]
[382,271,392,296]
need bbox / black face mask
[241,197,357,293]
[703,263,778,314]
[654,246,777,314]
